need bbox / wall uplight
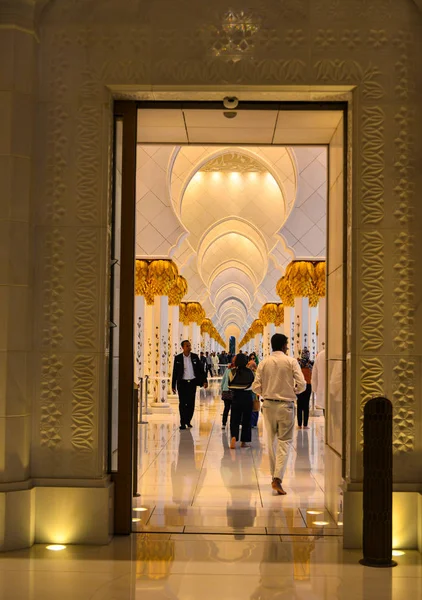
[306,510,323,515]
[313,521,330,526]
[132,518,142,523]
[133,507,148,512]
[46,544,66,551]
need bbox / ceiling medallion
[200,153,267,173]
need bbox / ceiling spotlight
[223,96,239,109]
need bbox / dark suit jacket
[172,352,207,390]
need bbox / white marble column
[294,297,309,358]
[150,296,171,413]
[318,297,326,352]
[182,324,190,342]
[143,303,154,380]
[134,295,145,383]
[254,333,262,359]
[309,306,318,360]
[190,322,201,355]
[203,332,210,353]
[168,305,180,400]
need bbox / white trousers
[262,400,295,481]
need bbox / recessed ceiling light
[133,507,148,512]
[392,550,405,557]
[46,544,66,551]
[132,518,142,523]
[307,510,323,515]
[313,521,329,526]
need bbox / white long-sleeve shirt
[252,351,306,402]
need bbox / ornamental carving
[360,107,385,224]
[74,229,97,349]
[200,153,267,173]
[360,232,384,352]
[72,355,95,452]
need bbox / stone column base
[343,487,422,551]
[0,479,113,551]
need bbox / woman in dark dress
[228,353,255,449]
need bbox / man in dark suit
[172,340,208,430]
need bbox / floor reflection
[134,383,336,534]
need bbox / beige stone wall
[30,0,422,488]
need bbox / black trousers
[222,398,232,426]
[177,379,197,426]
[230,390,253,442]
[206,364,213,377]
[297,384,312,427]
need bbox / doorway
[111,100,347,537]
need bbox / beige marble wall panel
[33,0,422,487]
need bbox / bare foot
[271,478,287,495]
[230,437,237,449]
[297,426,302,430]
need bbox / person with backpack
[228,353,255,449]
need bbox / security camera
[223,96,239,110]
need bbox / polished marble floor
[134,384,340,535]
[1,535,420,599]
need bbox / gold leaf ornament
[259,303,278,325]
[135,260,149,296]
[314,262,326,297]
[168,275,188,306]
[275,303,284,326]
[185,302,205,325]
[276,276,295,306]
[286,261,315,297]
[200,318,213,334]
[148,260,179,297]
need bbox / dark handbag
[228,367,255,390]
[222,390,233,401]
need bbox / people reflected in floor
[228,353,255,449]
[220,357,235,429]
[295,427,311,475]
[171,429,204,511]
[297,348,313,429]
[172,339,208,430]
[220,430,257,534]
[253,334,306,496]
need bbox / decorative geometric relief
[76,105,101,223]
[200,153,267,173]
[72,355,95,452]
[392,232,415,352]
[360,232,384,352]
[74,229,98,350]
[313,60,384,100]
[360,107,385,224]
[45,105,68,223]
[40,354,63,448]
[359,357,385,446]
[42,229,65,349]
[392,358,415,452]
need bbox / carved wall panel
[33,0,422,480]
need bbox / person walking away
[211,352,219,377]
[172,340,208,430]
[312,348,326,416]
[220,357,235,429]
[228,354,255,449]
[252,334,306,496]
[205,351,213,378]
[296,349,313,429]
[247,354,260,428]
